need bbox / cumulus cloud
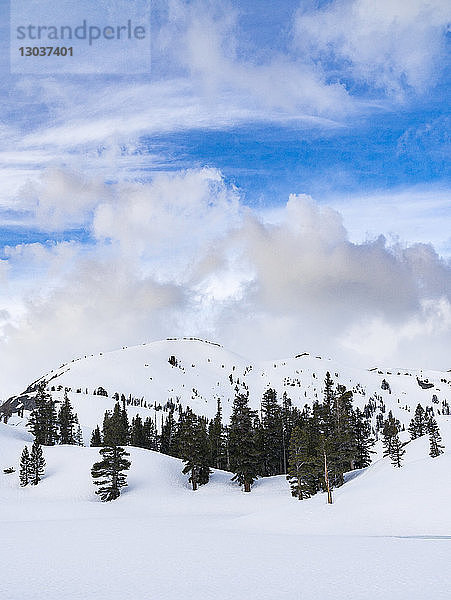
[0,168,450,398]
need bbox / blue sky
[0,0,449,250]
[0,0,450,395]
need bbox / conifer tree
[19,446,30,487]
[28,382,58,445]
[281,392,297,473]
[179,408,211,490]
[389,434,405,468]
[408,404,427,439]
[160,409,177,455]
[121,406,130,445]
[208,399,227,470]
[331,384,354,484]
[74,417,84,446]
[103,402,129,446]
[142,417,158,450]
[91,446,131,501]
[260,388,284,476]
[428,417,444,458]
[382,411,400,457]
[130,415,145,447]
[229,389,259,492]
[90,425,102,447]
[29,440,45,485]
[57,394,78,444]
[350,408,374,469]
[287,418,317,500]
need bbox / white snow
[1,339,451,599]
[13,337,451,436]
[1,415,451,600]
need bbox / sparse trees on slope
[428,417,444,458]
[91,445,131,502]
[29,440,45,485]
[229,390,259,492]
[19,446,30,487]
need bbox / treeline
[90,372,376,500]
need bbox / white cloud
[327,186,451,258]
[0,168,450,398]
[294,0,449,98]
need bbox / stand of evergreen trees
[286,373,374,501]
[27,384,83,446]
[19,440,45,486]
[89,373,375,498]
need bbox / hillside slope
[1,420,450,600]
[1,338,450,436]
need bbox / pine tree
[91,446,131,501]
[142,417,158,450]
[19,446,30,487]
[350,408,374,469]
[103,402,129,446]
[130,415,145,447]
[29,440,45,485]
[160,409,176,455]
[57,394,78,444]
[229,390,259,492]
[179,408,211,490]
[331,384,354,484]
[260,388,284,476]
[389,434,405,468]
[428,417,444,458]
[382,411,400,457]
[74,417,84,446]
[281,392,297,473]
[287,419,317,500]
[90,425,102,447]
[208,399,227,470]
[408,404,427,439]
[28,382,58,445]
[120,406,130,445]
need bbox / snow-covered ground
[1,419,451,600]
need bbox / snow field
[1,419,451,600]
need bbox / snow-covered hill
[1,419,450,600]
[1,337,450,437]
[1,339,450,599]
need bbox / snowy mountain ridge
[1,337,450,437]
